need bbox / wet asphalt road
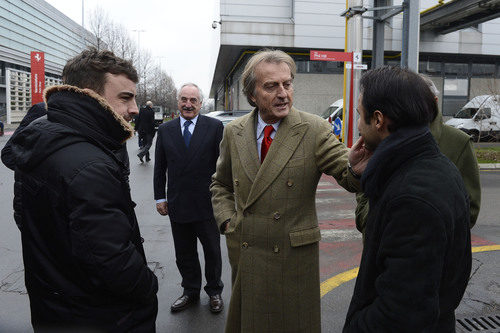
[0,133,498,332]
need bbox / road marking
[320,267,359,297]
[320,245,499,298]
[471,244,500,253]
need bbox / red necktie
[261,125,274,163]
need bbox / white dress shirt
[256,112,280,161]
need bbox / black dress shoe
[209,294,224,313]
[170,294,199,312]
[137,154,144,163]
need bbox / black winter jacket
[136,105,155,135]
[10,85,158,332]
[344,126,471,333]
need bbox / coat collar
[362,126,438,199]
[234,107,308,209]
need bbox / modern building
[1,0,93,123]
[210,0,500,117]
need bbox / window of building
[471,63,496,77]
[419,61,442,75]
[297,60,344,74]
[444,63,469,76]
[442,78,469,116]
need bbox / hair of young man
[177,83,203,104]
[241,49,297,107]
[360,66,437,132]
[62,47,138,94]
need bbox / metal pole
[346,0,363,147]
[372,0,387,69]
[133,29,146,99]
[81,0,85,47]
[401,0,420,71]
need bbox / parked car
[321,99,344,140]
[205,111,226,118]
[445,95,500,141]
[207,110,251,126]
[321,99,343,124]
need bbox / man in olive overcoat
[210,49,370,332]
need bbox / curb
[478,163,499,169]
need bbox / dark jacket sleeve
[344,197,447,332]
[67,161,158,302]
[153,126,167,200]
[1,103,46,170]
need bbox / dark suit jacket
[154,115,224,223]
[136,106,155,135]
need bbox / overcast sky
[45,0,221,96]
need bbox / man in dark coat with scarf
[8,48,158,332]
[136,100,156,163]
[343,66,471,332]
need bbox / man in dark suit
[154,83,224,313]
[137,101,156,162]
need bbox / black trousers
[137,132,154,160]
[170,219,223,297]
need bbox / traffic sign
[333,117,342,136]
[353,52,362,63]
[310,50,352,62]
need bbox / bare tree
[87,7,178,114]
[87,6,110,50]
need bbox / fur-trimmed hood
[44,85,134,141]
[11,85,133,171]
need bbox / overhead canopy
[421,0,500,34]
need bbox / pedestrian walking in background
[7,47,158,332]
[154,83,225,313]
[210,49,370,332]
[137,100,156,163]
[343,66,471,332]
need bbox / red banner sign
[310,50,352,62]
[31,51,45,105]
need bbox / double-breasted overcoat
[211,108,359,332]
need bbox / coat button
[242,242,248,249]
[274,212,281,220]
[287,179,293,187]
[234,179,239,186]
[273,245,279,253]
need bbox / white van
[321,99,343,124]
[445,95,500,141]
[321,99,344,140]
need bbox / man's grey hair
[241,49,297,107]
[146,101,153,107]
[420,74,440,98]
[177,83,203,103]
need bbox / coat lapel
[234,111,260,182]
[185,115,208,164]
[244,108,308,209]
[165,118,188,156]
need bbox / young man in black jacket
[343,66,471,332]
[8,48,158,332]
